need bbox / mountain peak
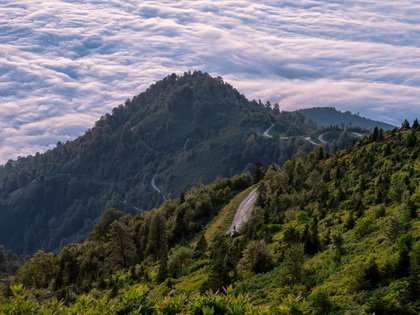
[0,73,312,254]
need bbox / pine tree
[283,244,305,285]
[363,257,381,289]
[236,240,273,273]
[207,236,231,291]
[146,213,168,259]
[195,234,208,255]
[156,254,168,284]
[372,127,379,141]
[303,219,321,255]
[106,219,136,268]
[179,192,185,204]
[344,213,355,231]
[252,162,264,184]
[89,208,123,243]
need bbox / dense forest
[0,247,25,279]
[0,72,318,255]
[0,120,418,314]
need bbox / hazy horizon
[1,0,419,163]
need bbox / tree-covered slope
[0,72,316,254]
[296,107,396,130]
[0,246,25,279]
[1,121,418,314]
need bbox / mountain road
[151,174,167,202]
[227,188,258,234]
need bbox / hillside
[0,72,316,254]
[0,246,25,279]
[296,107,396,130]
[1,121,418,314]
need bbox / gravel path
[227,188,258,234]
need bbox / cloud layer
[1,0,419,163]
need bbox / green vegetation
[0,246,25,279]
[0,121,418,314]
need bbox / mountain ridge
[0,72,402,256]
[0,72,315,254]
[296,106,396,130]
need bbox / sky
[1,0,419,164]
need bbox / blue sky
[1,0,419,163]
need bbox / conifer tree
[372,126,379,141]
[156,254,168,284]
[195,234,208,255]
[146,213,168,259]
[106,219,136,268]
[402,119,411,129]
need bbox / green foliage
[278,293,312,315]
[281,244,305,286]
[237,240,273,274]
[106,217,136,268]
[385,210,411,242]
[0,246,25,279]
[308,289,333,314]
[2,284,37,314]
[168,246,194,278]
[15,250,58,289]
[353,216,376,238]
[1,282,313,314]
[147,213,168,260]
[155,255,168,284]
[89,208,123,243]
[1,123,419,314]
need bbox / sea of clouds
[1,0,419,163]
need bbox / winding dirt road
[305,136,319,146]
[151,174,167,202]
[351,132,364,138]
[227,188,258,234]
[263,124,274,138]
[318,134,327,144]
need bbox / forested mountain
[1,121,418,314]
[0,246,25,279]
[296,107,396,130]
[0,72,317,254]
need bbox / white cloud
[0,0,419,163]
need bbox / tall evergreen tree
[106,219,136,268]
[146,213,168,259]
